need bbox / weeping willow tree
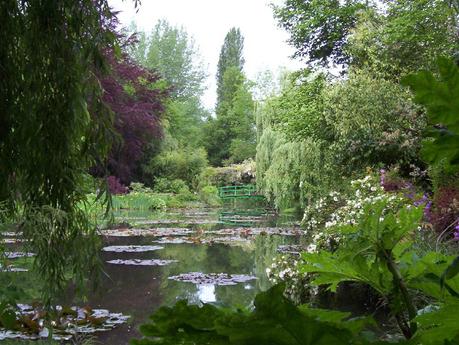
[0,0,120,304]
[255,70,345,210]
[255,94,331,210]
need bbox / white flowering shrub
[266,255,312,304]
[302,173,409,248]
[301,190,344,233]
[268,172,415,304]
[325,174,405,227]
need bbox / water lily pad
[0,232,23,237]
[152,237,194,244]
[101,228,192,237]
[0,304,129,341]
[0,238,26,244]
[4,252,35,259]
[168,272,257,286]
[208,227,303,237]
[107,259,178,266]
[134,219,221,225]
[200,237,252,246]
[101,245,163,253]
[0,264,28,272]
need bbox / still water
[92,206,302,344]
[0,204,303,344]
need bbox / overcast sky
[109,0,303,110]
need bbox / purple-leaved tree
[99,47,168,186]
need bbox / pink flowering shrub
[107,175,128,195]
[430,186,459,234]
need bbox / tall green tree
[205,28,255,166]
[129,20,210,186]
[206,68,255,165]
[131,19,207,100]
[216,27,245,106]
[130,20,208,147]
[273,0,370,67]
[274,0,458,75]
[346,0,459,79]
[211,69,256,165]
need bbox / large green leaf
[301,250,390,294]
[402,57,459,170]
[402,252,459,299]
[411,300,459,345]
[131,284,375,345]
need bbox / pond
[1,202,304,344]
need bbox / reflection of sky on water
[92,205,302,345]
[197,284,216,303]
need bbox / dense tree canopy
[130,20,207,100]
[347,0,459,78]
[127,20,210,188]
[273,0,369,67]
[101,51,168,185]
[0,0,118,302]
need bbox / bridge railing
[217,184,259,199]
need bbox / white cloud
[109,0,303,110]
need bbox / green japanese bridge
[217,184,264,200]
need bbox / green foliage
[441,256,459,290]
[153,178,189,194]
[129,19,209,184]
[300,201,459,339]
[324,71,424,172]
[347,2,458,79]
[131,284,373,345]
[206,67,256,166]
[413,300,459,345]
[166,97,208,148]
[301,203,422,293]
[300,173,409,248]
[131,19,207,99]
[129,182,153,193]
[272,71,328,142]
[273,0,369,66]
[263,139,324,209]
[0,0,116,303]
[205,28,256,166]
[402,57,459,172]
[217,27,245,105]
[198,185,222,207]
[255,87,334,209]
[274,0,458,75]
[255,65,424,211]
[112,193,166,211]
[0,284,23,330]
[147,147,208,189]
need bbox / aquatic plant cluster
[0,304,129,341]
